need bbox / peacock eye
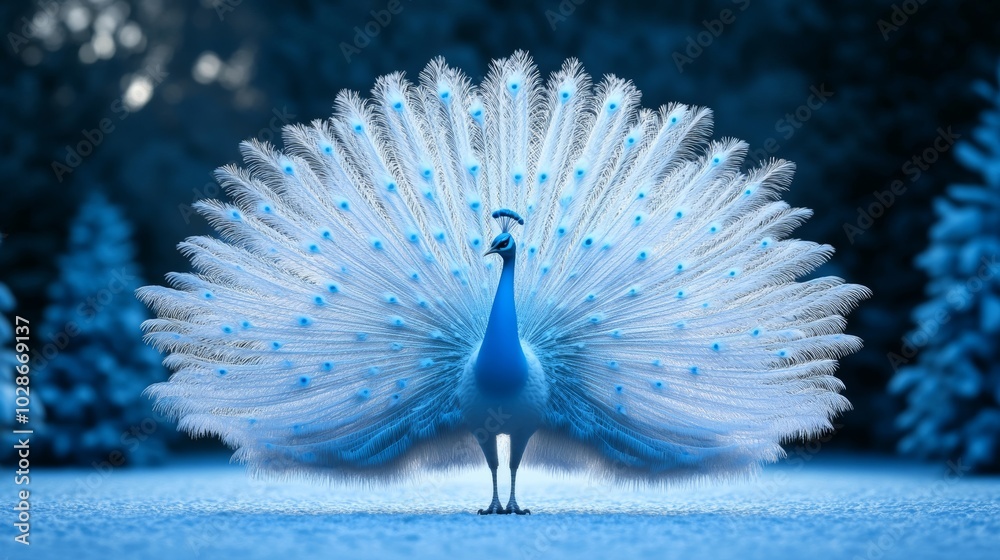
[498,239,509,249]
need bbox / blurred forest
[1,0,999,468]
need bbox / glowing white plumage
[140,52,868,514]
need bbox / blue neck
[474,254,528,397]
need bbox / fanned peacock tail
[140,52,869,485]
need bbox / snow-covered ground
[15,454,1000,560]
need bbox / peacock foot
[504,500,530,515]
[478,498,506,515]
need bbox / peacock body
[140,52,869,514]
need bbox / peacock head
[485,232,516,259]
[484,208,524,260]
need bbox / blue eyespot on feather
[137,55,868,502]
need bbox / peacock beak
[484,246,498,257]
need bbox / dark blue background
[2,0,999,469]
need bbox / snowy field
[14,454,1000,560]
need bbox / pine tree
[890,65,1000,471]
[36,193,173,465]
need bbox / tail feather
[514,59,867,479]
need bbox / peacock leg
[504,431,532,515]
[477,434,504,515]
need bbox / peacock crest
[139,52,869,513]
[491,208,524,233]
